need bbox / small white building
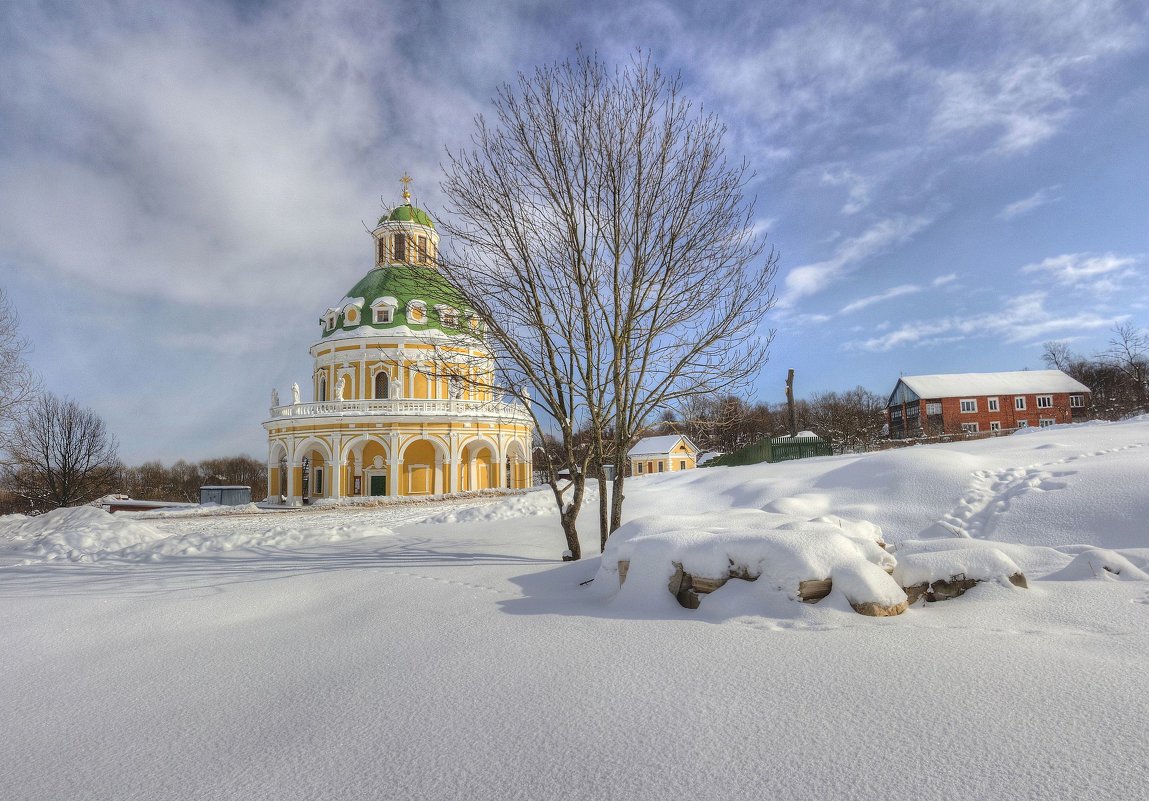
[628,435,700,476]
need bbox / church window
[393,233,408,262]
[374,307,392,324]
[377,238,388,264]
[344,307,359,325]
[318,375,327,402]
[375,372,389,399]
[408,301,426,323]
[417,236,428,263]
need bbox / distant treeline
[660,388,888,455]
[117,455,268,503]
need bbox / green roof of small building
[378,203,435,229]
[322,264,473,339]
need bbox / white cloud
[929,56,1074,154]
[704,14,904,137]
[784,215,932,302]
[932,274,958,287]
[998,185,1062,220]
[1021,252,1138,286]
[820,165,872,215]
[839,284,921,315]
[854,291,1121,352]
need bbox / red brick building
[886,370,1090,438]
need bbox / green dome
[379,204,435,229]
[322,265,474,339]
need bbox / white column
[388,432,401,496]
[434,457,444,494]
[286,439,300,505]
[494,432,507,487]
[448,434,459,493]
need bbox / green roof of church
[322,265,472,339]
[379,204,435,229]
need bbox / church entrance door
[369,475,387,496]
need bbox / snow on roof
[897,370,1089,399]
[628,434,697,457]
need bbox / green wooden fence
[704,435,832,468]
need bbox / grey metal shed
[199,485,252,506]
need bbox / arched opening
[375,371,389,400]
[318,374,327,402]
[460,441,495,491]
[393,233,408,262]
[505,440,530,489]
[403,439,439,495]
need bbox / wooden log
[668,562,689,596]
[903,582,929,605]
[676,588,702,609]
[927,575,980,601]
[798,578,833,602]
[850,598,909,617]
[901,570,1029,603]
[690,575,728,593]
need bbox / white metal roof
[627,434,698,457]
[896,370,1089,400]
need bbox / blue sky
[2,0,1148,464]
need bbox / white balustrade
[268,398,531,422]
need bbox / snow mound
[1043,549,1149,581]
[423,491,558,525]
[596,510,905,614]
[119,521,382,559]
[892,541,1023,587]
[1,506,171,562]
[0,506,383,563]
[131,502,265,519]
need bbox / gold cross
[400,172,413,201]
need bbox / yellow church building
[264,183,533,505]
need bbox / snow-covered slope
[1,419,1147,800]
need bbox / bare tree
[1103,323,1149,412]
[1041,340,1075,373]
[3,393,119,509]
[1042,328,1149,420]
[439,51,776,555]
[803,387,886,453]
[0,288,38,435]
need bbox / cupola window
[417,235,429,264]
[436,305,459,328]
[407,300,426,323]
[371,295,398,325]
[318,374,327,402]
[393,233,408,263]
[374,372,389,400]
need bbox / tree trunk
[553,475,584,560]
[597,471,609,552]
[609,454,626,536]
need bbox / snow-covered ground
[3,419,1148,800]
